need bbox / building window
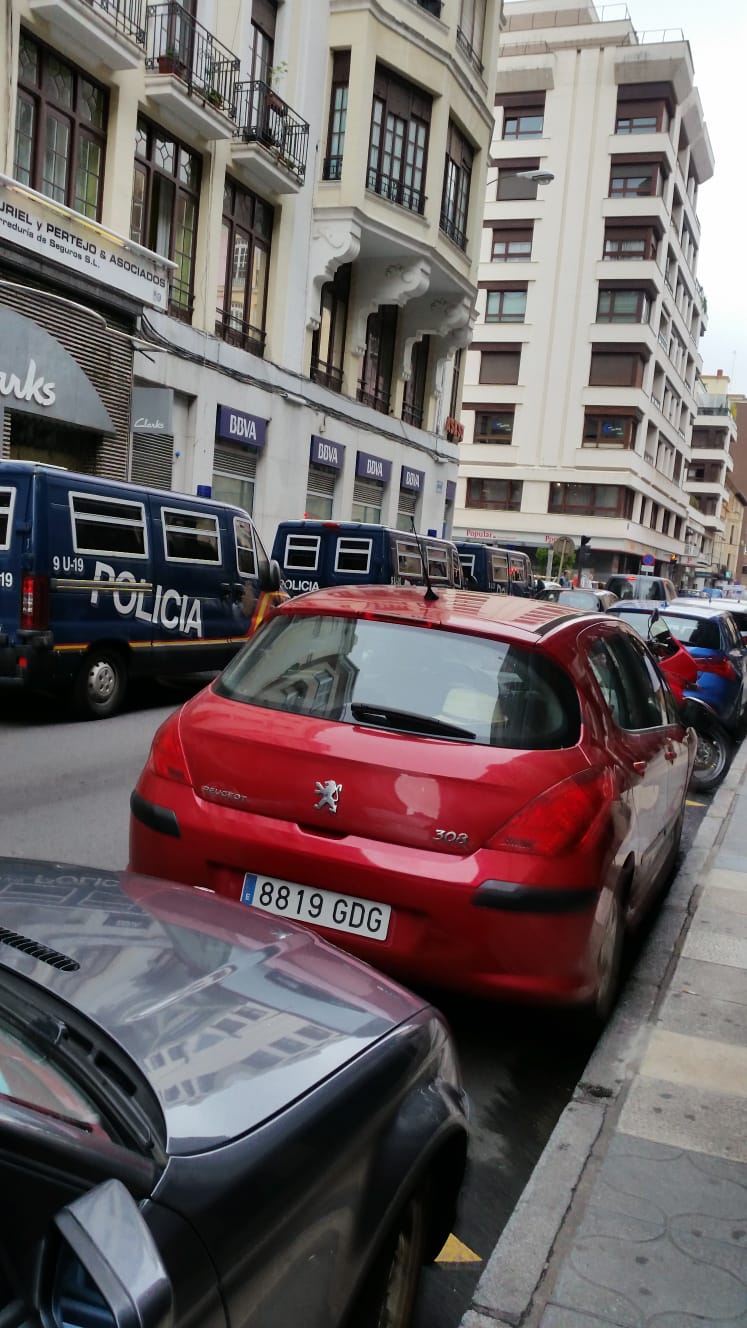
[485,288,527,323]
[457,0,486,71]
[324,51,349,181]
[548,483,632,517]
[491,225,533,261]
[596,288,651,324]
[367,67,430,215]
[582,414,638,448]
[358,305,397,413]
[402,336,430,427]
[501,101,544,139]
[311,263,350,392]
[473,410,515,443]
[615,95,669,135]
[248,1,276,84]
[589,351,645,388]
[603,225,657,261]
[14,30,107,219]
[495,164,541,201]
[465,478,522,511]
[215,178,272,355]
[131,117,201,321]
[609,161,662,198]
[440,120,473,250]
[305,464,336,519]
[479,350,521,386]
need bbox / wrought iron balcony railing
[310,359,343,393]
[146,2,239,116]
[440,210,467,251]
[366,168,425,215]
[87,0,146,44]
[215,308,265,357]
[323,155,343,182]
[234,81,309,183]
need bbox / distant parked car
[131,585,696,1027]
[607,599,747,734]
[0,856,468,1328]
[538,588,619,612]
[605,575,676,602]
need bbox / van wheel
[73,649,127,719]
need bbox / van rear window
[71,493,147,557]
[0,488,14,550]
[234,518,257,577]
[163,509,221,563]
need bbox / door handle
[632,760,646,775]
[664,746,677,763]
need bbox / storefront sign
[0,176,174,311]
[355,450,392,483]
[216,405,267,448]
[310,435,345,469]
[0,306,114,432]
[132,386,173,434]
[400,465,424,492]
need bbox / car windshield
[612,610,723,651]
[216,614,580,750]
[0,1013,105,1133]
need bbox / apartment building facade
[0,0,500,544]
[456,0,716,585]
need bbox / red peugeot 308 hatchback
[130,587,695,1025]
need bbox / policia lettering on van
[0,462,282,718]
[271,521,463,595]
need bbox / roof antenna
[410,517,439,601]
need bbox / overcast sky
[504,1,747,390]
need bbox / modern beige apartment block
[457,0,720,585]
[0,0,500,543]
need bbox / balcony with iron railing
[456,25,484,74]
[144,1,239,138]
[366,168,426,216]
[310,359,344,393]
[440,209,467,251]
[214,308,265,357]
[357,382,391,414]
[231,81,309,195]
[28,0,146,68]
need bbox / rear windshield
[607,577,670,601]
[216,614,580,749]
[613,610,723,651]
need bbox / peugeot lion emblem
[314,779,342,814]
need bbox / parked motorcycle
[649,615,733,793]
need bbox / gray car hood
[0,859,425,1155]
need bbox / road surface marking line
[686,798,705,807]
[435,1235,482,1263]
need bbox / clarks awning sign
[0,175,175,311]
[0,307,114,433]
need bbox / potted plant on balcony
[264,61,288,115]
[158,46,186,77]
[205,88,223,109]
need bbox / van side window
[234,518,257,577]
[427,549,449,582]
[459,554,476,580]
[285,535,320,570]
[71,493,147,557]
[490,553,509,583]
[396,542,422,579]
[335,539,372,574]
[162,509,221,563]
[0,489,14,550]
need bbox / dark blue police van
[455,542,536,596]
[0,462,281,718]
[271,520,463,596]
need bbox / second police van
[455,542,536,595]
[271,520,464,596]
[0,461,282,718]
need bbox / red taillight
[697,656,738,680]
[20,574,49,630]
[147,711,192,785]
[488,767,613,856]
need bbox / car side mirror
[263,558,282,593]
[42,1179,173,1328]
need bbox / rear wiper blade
[350,702,476,740]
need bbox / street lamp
[515,169,555,184]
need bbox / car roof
[274,584,589,640]
[0,858,424,1156]
[609,599,734,620]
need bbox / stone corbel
[307,215,362,331]
[350,257,431,358]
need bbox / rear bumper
[129,777,610,1007]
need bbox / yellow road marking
[435,1235,482,1263]
[686,798,705,807]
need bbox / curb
[458,740,747,1328]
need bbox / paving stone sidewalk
[461,743,747,1328]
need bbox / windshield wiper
[350,702,476,740]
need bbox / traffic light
[577,536,592,569]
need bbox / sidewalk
[461,742,747,1328]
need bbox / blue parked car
[607,599,747,735]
